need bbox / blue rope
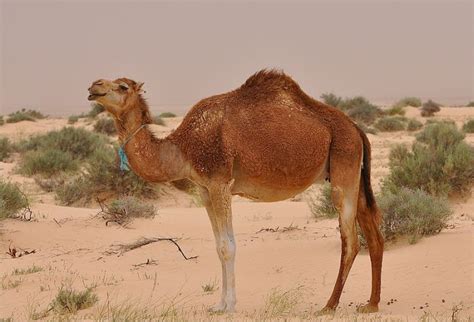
[118,124,146,172]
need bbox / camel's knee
[216,237,236,262]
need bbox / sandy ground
[0,107,473,320]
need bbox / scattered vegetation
[0,181,29,219]
[19,149,78,177]
[377,187,451,244]
[49,287,98,315]
[98,196,157,225]
[159,112,177,118]
[56,147,158,206]
[153,115,166,126]
[12,265,43,275]
[307,183,338,219]
[462,119,474,133]
[7,109,45,123]
[93,117,117,135]
[421,100,441,117]
[374,116,407,132]
[392,97,422,108]
[386,105,405,116]
[88,103,105,118]
[406,118,423,131]
[0,137,13,161]
[320,94,383,124]
[383,122,474,197]
[260,287,302,319]
[320,93,343,108]
[201,279,218,293]
[67,115,79,124]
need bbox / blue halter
[119,124,146,172]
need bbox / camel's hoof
[317,306,336,316]
[357,303,379,313]
[208,303,235,314]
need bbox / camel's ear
[136,82,145,93]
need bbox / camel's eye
[119,84,128,91]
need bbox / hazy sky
[1,0,473,116]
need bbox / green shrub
[466,101,474,107]
[406,119,423,131]
[50,287,98,314]
[0,181,28,219]
[159,112,177,118]
[19,149,78,177]
[0,137,13,161]
[393,97,422,108]
[88,104,105,118]
[153,116,165,126]
[320,93,343,108]
[101,196,157,225]
[377,187,451,244]
[93,118,117,135]
[340,97,382,124]
[374,116,406,132]
[67,115,79,124]
[462,119,474,133]
[56,147,158,206]
[18,127,108,160]
[386,105,406,116]
[420,100,441,117]
[307,183,338,219]
[7,109,45,123]
[384,123,474,196]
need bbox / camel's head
[87,78,144,116]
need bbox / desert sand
[0,107,473,321]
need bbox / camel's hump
[238,69,301,93]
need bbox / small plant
[153,115,165,126]
[307,183,338,219]
[7,109,45,123]
[1,275,22,290]
[406,118,423,131]
[99,196,157,225]
[377,187,451,244]
[88,103,105,118]
[421,100,441,117]
[386,105,406,116]
[384,122,474,196]
[462,119,474,133]
[201,279,218,293]
[0,137,13,161]
[320,93,343,108]
[343,97,382,125]
[0,181,29,219]
[19,149,78,177]
[466,101,474,107]
[67,115,79,124]
[12,265,43,275]
[49,287,98,314]
[93,117,117,135]
[392,97,422,108]
[374,116,407,132]
[159,112,177,118]
[260,287,302,318]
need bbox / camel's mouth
[87,93,106,101]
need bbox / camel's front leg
[200,182,236,312]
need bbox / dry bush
[307,183,338,219]
[344,97,383,125]
[420,100,441,117]
[99,196,157,225]
[0,137,13,161]
[384,122,474,197]
[19,149,78,177]
[0,181,29,220]
[260,287,302,319]
[462,119,474,133]
[320,93,343,108]
[93,117,117,135]
[392,97,422,108]
[7,109,45,123]
[49,287,98,315]
[406,118,423,131]
[374,116,407,132]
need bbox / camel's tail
[356,126,382,223]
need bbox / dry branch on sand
[105,237,198,260]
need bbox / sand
[0,107,473,320]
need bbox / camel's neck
[116,100,190,182]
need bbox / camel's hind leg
[321,151,362,312]
[356,184,384,313]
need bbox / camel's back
[169,70,350,181]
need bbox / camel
[87,70,384,314]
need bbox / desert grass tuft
[93,117,117,135]
[406,118,423,131]
[260,287,303,319]
[100,196,157,225]
[201,279,218,293]
[0,137,13,161]
[307,183,338,219]
[462,119,474,133]
[19,149,78,177]
[12,265,43,276]
[49,287,98,315]
[374,116,407,132]
[0,181,29,219]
